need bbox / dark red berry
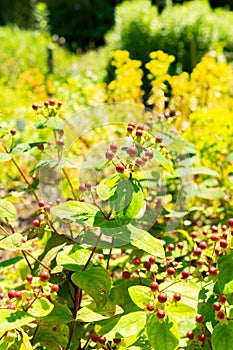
[198,333,206,342]
[190,231,198,238]
[99,336,106,345]
[127,125,134,133]
[186,331,194,339]
[85,182,92,189]
[0,293,4,299]
[113,338,121,344]
[228,218,233,227]
[173,293,181,301]
[212,302,221,311]
[147,302,155,311]
[32,219,40,227]
[56,139,64,146]
[51,284,59,292]
[211,225,218,233]
[181,270,190,279]
[220,239,228,248]
[150,281,159,292]
[91,334,99,342]
[110,143,118,152]
[132,257,141,266]
[26,274,33,282]
[217,311,225,319]
[57,101,63,107]
[209,267,218,276]
[128,122,136,128]
[211,234,220,242]
[145,150,154,158]
[136,129,143,137]
[38,200,45,207]
[203,229,208,235]
[48,98,56,106]
[167,243,175,251]
[37,143,44,151]
[32,103,39,110]
[193,247,202,256]
[105,150,114,160]
[7,304,16,310]
[8,290,16,299]
[39,271,50,281]
[144,262,151,271]
[199,241,208,249]
[15,291,23,299]
[79,184,86,192]
[219,295,227,303]
[158,292,167,303]
[149,256,156,264]
[116,163,125,173]
[157,309,165,318]
[195,314,203,323]
[10,128,17,135]
[135,158,143,165]
[222,225,227,231]
[127,146,138,157]
[167,267,176,275]
[122,271,130,279]
[155,135,163,143]
[177,242,184,249]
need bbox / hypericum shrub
[105,0,233,73]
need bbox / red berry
[145,150,154,158]
[8,290,16,299]
[57,139,64,146]
[196,314,203,323]
[127,125,134,133]
[32,219,40,227]
[228,218,233,227]
[48,98,56,106]
[126,146,138,157]
[155,135,163,143]
[99,336,106,345]
[222,232,228,239]
[0,293,4,299]
[113,338,121,344]
[167,267,176,275]
[211,234,220,242]
[79,184,86,192]
[91,334,99,342]
[222,225,227,231]
[167,243,175,251]
[116,163,125,173]
[193,247,202,256]
[10,128,17,135]
[147,302,155,311]
[122,271,130,280]
[15,291,23,299]
[196,260,204,266]
[217,311,225,320]
[26,274,33,282]
[137,124,144,130]
[39,271,50,281]
[38,200,45,207]
[209,267,218,276]
[186,331,194,339]
[105,150,114,160]
[7,304,16,310]
[110,143,118,152]
[135,158,143,165]
[199,241,208,249]
[149,256,156,264]
[173,293,181,301]
[157,309,165,318]
[128,122,136,128]
[136,129,143,137]
[212,302,221,311]
[203,229,209,235]
[150,281,159,292]
[219,295,227,303]
[132,257,141,266]
[158,292,167,303]
[51,284,59,292]
[220,239,228,248]
[181,270,190,279]
[44,204,51,212]
[190,231,198,238]
[57,101,63,107]
[144,262,151,271]
[85,182,92,189]
[198,333,206,342]
[211,225,218,233]
[177,242,184,249]
[32,103,39,110]
[37,143,44,151]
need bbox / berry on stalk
[116,163,125,173]
[39,271,50,281]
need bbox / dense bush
[105,0,233,73]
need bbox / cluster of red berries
[91,334,121,345]
[32,99,62,111]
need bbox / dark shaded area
[0,0,34,28]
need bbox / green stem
[62,167,78,200]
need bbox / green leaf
[96,174,121,200]
[35,120,47,129]
[33,324,69,350]
[27,297,54,317]
[146,314,179,350]
[193,184,225,200]
[212,321,233,350]
[46,117,64,130]
[0,199,16,218]
[51,200,106,227]
[226,152,233,163]
[0,153,11,162]
[167,302,196,318]
[72,266,111,308]
[218,254,233,294]
[129,225,165,258]
[0,256,23,273]
[152,148,174,172]
[95,311,146,339]
[109,179,144,225]
[56,245,91,271]
[38,302,73,325]
[179,166,219,177]
[128,285,151,309]
[76,302,123,322]
[30,159,59,176]
[0,233,31,251]
[0,310,35,332]
[11,143,30,154]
